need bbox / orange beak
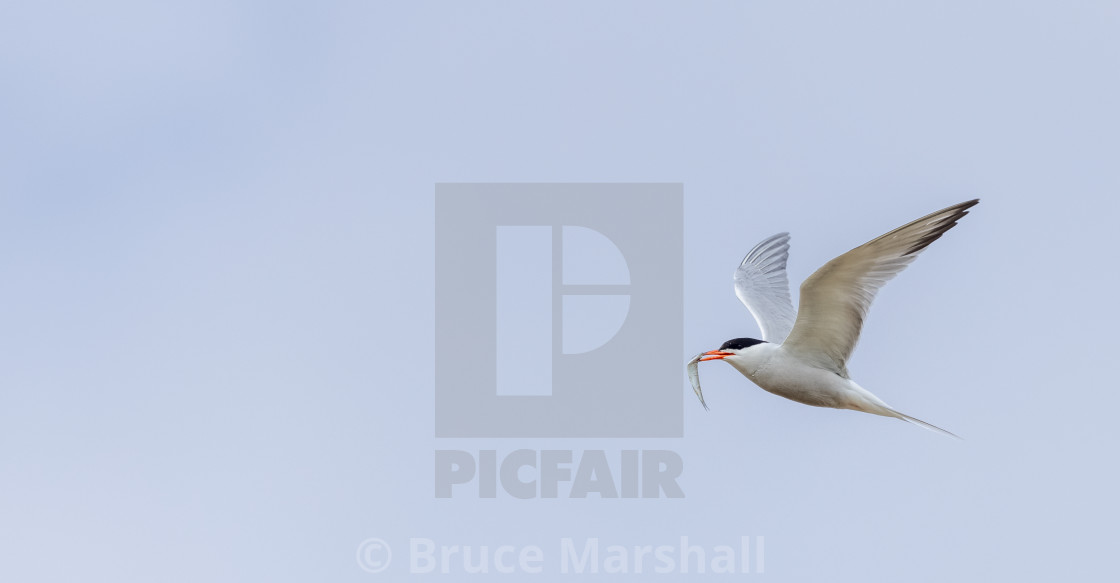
[699,350,734,362]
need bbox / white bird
[688,199,979,437]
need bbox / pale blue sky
[2,1,1118,581]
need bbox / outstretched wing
[733,233,797,344]
[782,199,979,377]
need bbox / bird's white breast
[724,343,858,410]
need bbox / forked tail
[886,407,961,440]
[846,382,961,439]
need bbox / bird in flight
[687,199,979,437]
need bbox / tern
[688,199,979,437]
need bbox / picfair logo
[434,184,683,437]
[495,224,631,396]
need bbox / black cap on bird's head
[720,338,767,351]
[700,337,767,361]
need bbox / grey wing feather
[782,199,979,377]
[734,233,797,344]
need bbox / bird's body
[721,341,904,418]
[724,341,858,410]
[689,199,979,437]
